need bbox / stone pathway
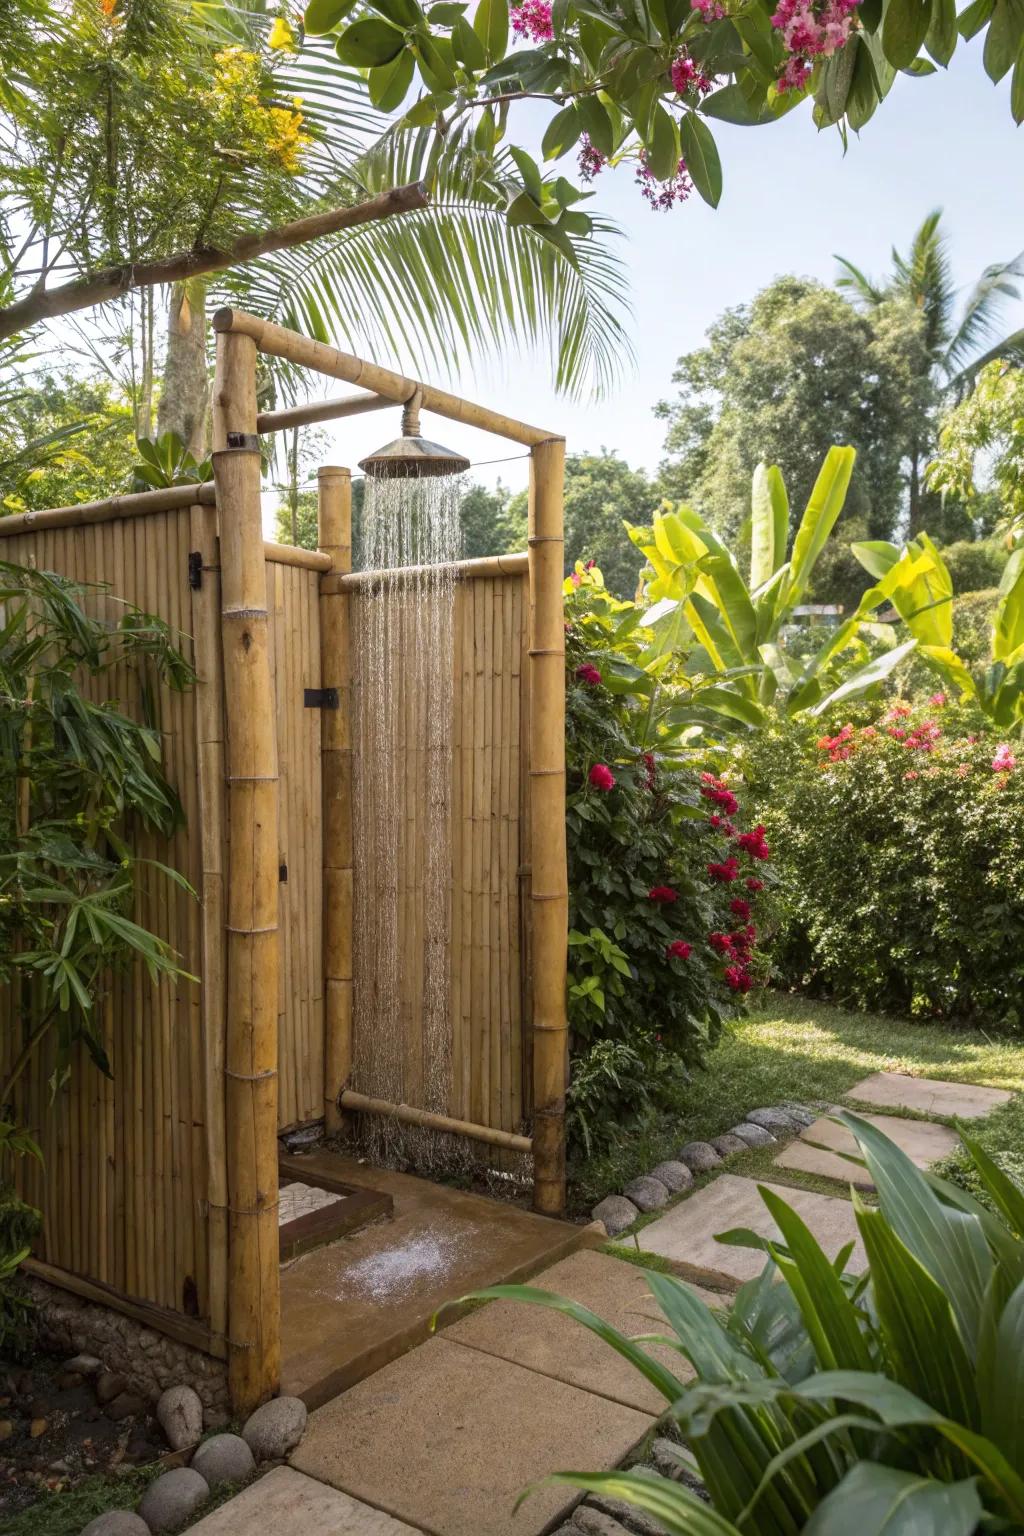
[188,1466,420,1535]
[846,1070,1011,1119]
[774,1111,959,1188]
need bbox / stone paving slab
[291,1334,652,1536]
[847,1071,1012,1120]
[445,1247,723,1415]
[637,1174,867,1286]
[775,1112,959,1189]
[187,1466,423,1535]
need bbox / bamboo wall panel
[350,570,531,1141]
[268,560,323,1129]
[0,511,216,1321]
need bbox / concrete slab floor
[446,1247,725,1415]
[291,1334,653,1536]
[847,1071,1013,1120]
[774,1112,959,1189]
[188,1466,424,1535]
[279,1150,586,1408]
[638,1173,868,1287]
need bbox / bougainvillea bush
[746,697,1024,1028]
[564,567,775,1155]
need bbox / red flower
[700,774,739,816]
[736,825,770,861]
[708,931,733,954]
[642,751,656,790]
[666,940,692,960]
[575,663,602,686]
[724,964,752,994]
[584,558,597,570]
[649,885,679,904]
[707,856,740,883]
[746,877,764,893]
[729,897,751,920]
[588,763,615,791]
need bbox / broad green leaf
[413,31,458,87]
[851,539,900,580]
[926,0,959,59]
[787,446,856,606]
[1012,34,1024,118]
[538,1472,742,1535]
[366,0,422,23]
[304,0,359,34]
[809,639,917,714]
[749,463,789,590]
[368,47,415,108]
[679,112,723,207]
[959,1130,1024,1237]
[509,145,543,201]
[977,1276,1024,1468]
[542,102,582,160]
[334,15,406,64]
[694,687,766,728]
[804,1463,983,1536]
[994,547,1024,660]
[984,0,1024,78]
[959,0,994,34]
[577,93,616,155]
[646,102,680,182]
[853,1194,980,1427]
[473,0,509,62]
[452,13,487,66]
[882,0,933,66]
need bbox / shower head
[358,391,470,480]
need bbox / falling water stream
[350,473,464,1169]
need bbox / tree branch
[0,180,431,342]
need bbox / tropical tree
[507,449,654,596]
[837,211,1024,532]
[928,358,1024,540]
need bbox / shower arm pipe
[256,391,393,434]
[329,551,528,593]
[213,309,560,449]
[338,1091,533,1155]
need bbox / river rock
[778,1103,817,1127]
[242,1396,307,1460]
[745,1107,801,1134]
[711,1134,749,1158]
[138,1467,209,1532]
[647,1160,693,1194]
[728,1122,775,1148]
[591,1194,639,1236]
[81,1511,151,1536]
[676,1141,722,1173]
[572,1509,632,1535]
[95,1373,126,1406]
[105,1393,147,1422]
[65,1354,103,1378]
[585,1492,671,1536]
[156,1384,203,1451]
[191,1433,256,1488]
[622,1175,669,1212]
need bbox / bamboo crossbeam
[263,541,332,572]
[339,1091,533,1154]
[213,309,557,448]
[330,552,529,594]
[0,482,216,538]
[257,392,392,434]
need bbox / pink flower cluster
[588,762,615,791]
[666,939,692,960]
[577,135,606,183]
[576,663,602,686]
[993,743,1017,774]
[635,153,693,211]
[670,50,713,96]
[510,0,553,40]
[816,723,855,762]
[692,0,727,17]
[770,0,861,92]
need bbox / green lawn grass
[570,992,1024,1211]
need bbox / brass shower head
[358,391,470,480]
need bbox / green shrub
[745,701,1024,1027]
[563,570,775,1156]
[472,1115,1024,1533]
[939,537,1008,593]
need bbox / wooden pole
[528,438,568,1217]
[338,1090,532,1154]
[256,392,392,435]
[211,330,281,1414]
[318,466,353,1135]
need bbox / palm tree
[835,210,1024,533]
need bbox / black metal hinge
[188,551,203,590]
[304,688,339,709]
[279,863,288,883]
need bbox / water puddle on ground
[309,1216,475,1304]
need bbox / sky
[311,43,1024,510]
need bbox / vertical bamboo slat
[528,438,568,1216]
[212,330,281,1413]
[318,467,351,1134]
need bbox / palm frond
[945,253,1024,384]
[898,209,955,358]
[834,255,885,308]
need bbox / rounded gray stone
[242,1396,307,1461]
[778,1102,817,1127]
[622,1175,669,1213]
[745,1106,802,1134]
[591,1194,640,1236]
[647,1160,693,1194]
[729,1121,775,1148]
[65,1353,103,1378]
[156,1384,203,1451]
[710,1134,749,1158]
[572,1509,632,1536]
[676,1141,722,1173]
[80,1512,150,1536]
[138,1467,209,1533]
[190,1432,256,1488]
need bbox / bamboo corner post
[528,437,569,1218]
[318,466,352,1135]
[211,329,282,1414]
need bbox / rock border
[590,1101,831,1235]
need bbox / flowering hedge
[745,698,1024,1028]
[563,569,774,1152]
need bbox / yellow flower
[268,15,298,51]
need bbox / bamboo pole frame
[212,331,282,1414]
[318,467,353,1135]
[338,1090,532,1154]
[256,392,392,434]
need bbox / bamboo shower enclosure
[0,311,569,1413]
